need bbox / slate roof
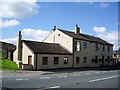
[22,40,72,55]
[58,29,113,45]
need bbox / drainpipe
[35,54,38,70]
[73,38,75,68]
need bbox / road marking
[73,74,80,76]
[40,77,50,79]
[16,79,24,81]
[16,78,29,81]
[48,86,60,89]
[89,79,100,82]
[89,75,120,83]
[58,75,67,78]
[102,71,107,73]
[85,73,90,75]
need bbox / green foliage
[0,52,21,70]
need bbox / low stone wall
[22,64,33,70]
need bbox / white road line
[58,76,62,78]
[16,78,29,81]
[40,77,50,79]
[89,79,100,82]
[102,71,107,73]
[16,79,24,81]
[89,75,120,83]
[48,86,60,89]
[73,74,80,76]
[58,75,67,78]
[85,73,90,75]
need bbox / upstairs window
[103,44,105,51]
[95,43,98,51]
[64,57,68,64]
[83,42,87,48]
[54,57,59,64]
[108,45,110,52]
[75,41,81,51]
[42,57,48,65]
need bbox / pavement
[1,67,120,89]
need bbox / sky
[0,0,119,50]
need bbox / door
[28,56,32,65]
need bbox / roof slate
[58,29,113,45]
[22,40,72,55]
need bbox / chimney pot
[54,26,57,30]
[75,24,80,34]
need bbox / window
[58,34,60,36]
[64,57,68,64]
[28,56,32,65]
[83,57,87,63]
[108,45,110,52]
[54,57,59,64]
[76,57,79,64]
[42,57,48,65]
[103,44,105,51]
[95,55,98,63]
[95,43,98,51]
[75,41,81,51]
[83,42,87,48]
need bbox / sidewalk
[1,67,119,78]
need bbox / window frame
[83,42,87,48]
[54,57,59,64]
[64,57,68,64]
[75,41,81,51]
[42,57,48,65]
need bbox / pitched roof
[58,29,113,45]
[22,40,72,55]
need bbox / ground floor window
[42,57,48,65]
[76,57,80,64]
[54,57,59,64]
[28,56,32,65]
[64,57,68,64]
[83,57,87,63]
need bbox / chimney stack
[75,24,80,34]
[52,26,57,32]
[17,31,22,61]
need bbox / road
[2,69,120,89]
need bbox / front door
[28,56,32,65]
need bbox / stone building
[13,25,113,70]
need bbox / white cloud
[0,38,17,44]
[21,28,51,41]
[93,26,119,50]
[95,3,109,8]
[93,26,106,33]
[0,0,39,19]
[0,19,20,28]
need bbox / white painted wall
[43,29,73,53]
